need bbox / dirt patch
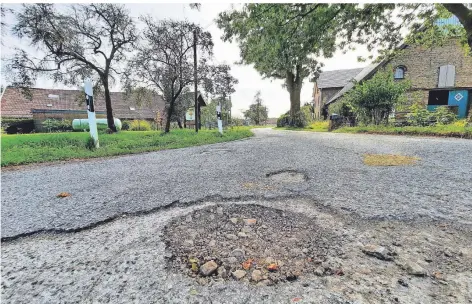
[163,204,342,286]
[265,170,308,183]
[363,154,420,166]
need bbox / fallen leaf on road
[292,297,302,302]
[433,271,443,279]
[267,263,278,272]
[242,259,253,270]
[57,192,71,198]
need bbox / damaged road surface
[2,129,472,303]
[2,200,471,303]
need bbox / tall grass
[1,127,253,166]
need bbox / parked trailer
[72,118,122,131]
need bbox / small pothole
[265,170,308,183]
[163,204,342,286]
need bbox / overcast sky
[0,3,372,118]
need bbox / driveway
[2,129,472,303]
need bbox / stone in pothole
[162,204,341,285]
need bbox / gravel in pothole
[163,204,343,286]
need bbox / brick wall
[389,39,472,105]
[313,87,341,119]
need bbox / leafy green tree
[202,64,238,126]
[123,18,213,133]
[217,4,340,125]
[244,91,268,125]
[341,67,411,125]
[7,4,138,132]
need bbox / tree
[217,4,340,126]
[202,64,239,125]
[172,89,194,128]
[334,4,472,59]
[1,4,13,44]
[123,18,213,133]
[6,4,138,131]
[341,67,411,125]
[244,91,268,125]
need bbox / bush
[277,111,308,128]
[343,66,410,125]
[301,104,314,124]
[129,120,151,131]
[41,119,73,132]
[432,106,456,125]
[407,104,456,126]
[121,120,131,131]
[407,103,432,126]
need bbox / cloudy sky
[1,3,371,118]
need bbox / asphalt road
[2,128,472,239]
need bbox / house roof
[1,87,165,119]
[325,64,383,105]
[317,68,364,89]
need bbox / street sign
[186,108,195,121]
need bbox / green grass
[274,121,329,132]
[333,122,472,139]
[1,127,253,167]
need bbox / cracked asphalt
[2,128,472,303]
[2,128,472,239]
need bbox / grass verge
[1,127,253,167]
[333,123,472,139]
[275,121,329,132]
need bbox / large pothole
[163,204,342,286]
[265,170,308,183]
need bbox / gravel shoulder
[2,128,472,239]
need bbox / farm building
[316,17,472,120]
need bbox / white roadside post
[216,103,223,134]
[84,79,99,148]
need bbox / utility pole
[193,29,198,133]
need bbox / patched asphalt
[2,128,472,239]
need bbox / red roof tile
[1,87,165,120]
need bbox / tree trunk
[165,99,176,133]
[286,69,302,124]
[102,78,117,132]
[177,118,183,129]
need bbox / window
[394,66,406,79]
[428,90,449,105]
[438,65,455,88]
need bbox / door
[448,90,469,118]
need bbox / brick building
[325,17,472,119]
[312,68,363,119]
[1,87,166,131]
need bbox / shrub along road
[2,128,472,303]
